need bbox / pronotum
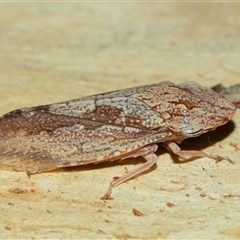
[0,81,236,199]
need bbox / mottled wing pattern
[0,84,169,173]
[48,83,166,129]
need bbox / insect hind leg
[101,144,158,200]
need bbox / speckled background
[0,2,240,239]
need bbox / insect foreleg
[164,142,225,162]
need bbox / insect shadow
[63,154,154,174]
[170,120,236,164]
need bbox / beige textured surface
[0,3,240,239]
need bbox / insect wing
[0,91,169,173]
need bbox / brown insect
[0,81,236,199]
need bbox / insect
[212,83,240,108]
[0,81,236,199]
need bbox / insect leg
[164,142,225,162]
[101,144,158,200]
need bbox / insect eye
[182,124,203,137]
